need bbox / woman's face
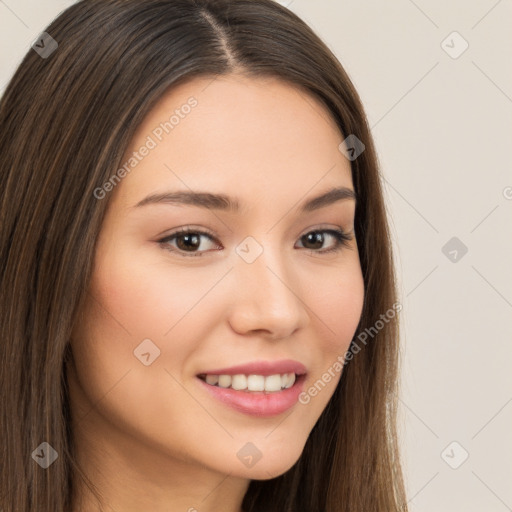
[69,74,364,483]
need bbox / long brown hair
[0,1,407,510]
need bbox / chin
[236,450,303,480]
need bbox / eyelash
[157,226,353,258]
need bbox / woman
[0,1,408,510]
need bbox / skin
[67,73,365,512]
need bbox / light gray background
[1,1,511,510]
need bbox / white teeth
[264,374,282,392]
[218,375,232,388]
[285,373,296,388]
[231,374,247,390]
[247,374,265,391]
[201,373,297,392]
[205,374,219,386]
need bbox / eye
[296,229,353,254]
[158,227,220,257]
[158,226,354,258]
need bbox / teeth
[201,373,297,392]
[247,374,264,391]
[231,374,247,390]
[205,374,219,386]
[218,375,232,388]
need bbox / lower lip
[196,375,306,417]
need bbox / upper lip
[197,359,307,377]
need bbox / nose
[226,244,309,340]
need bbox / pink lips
[197,374,306,417]
[196,359,308,417]
[196,359,307,377]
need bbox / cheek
[294,264,364,418]
[78,243,231,395]
[310,260,365,354]
[89,244,214,342]
[332,276,364,349]
[69,248,217,452]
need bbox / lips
[196,359,307,377]
[196,370,307,417]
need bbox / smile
[197,372,297,392]
[196,373,307,417]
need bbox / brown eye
[159,228,220,257]
[158,227,353,258]
[296,229,352,254]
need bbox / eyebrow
[132,186,357,213]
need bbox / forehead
[114,74,354,213]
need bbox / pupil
[177,234,200,251]
[305,232,323,249]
